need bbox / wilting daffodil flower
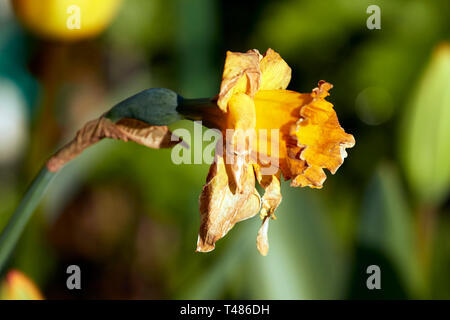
[45,49,355,256]
[189,49,355,255]
[0,49,354,270]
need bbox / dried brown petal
[253,165,282,256]
[253,165,282,219]
[256,216,270,256]
[217,49,262,112]
[259,48,291,91]
[197,149,259,252]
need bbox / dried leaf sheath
[46,116,180,172]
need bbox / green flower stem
[102,88,220,128]
[0,167,56,272]
[177,97,223,128]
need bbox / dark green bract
[105,88,183,125]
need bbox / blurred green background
[0,0,449,299]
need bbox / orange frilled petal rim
[286,81,355,188]
[251,82,355,188]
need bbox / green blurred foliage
[0,0,449,299]
[357,164,424,298]
[400,44,450,206]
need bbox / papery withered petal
[46,116,180,172]
[233,192,261,223]
[226,150,251,194]
[253,164,282,219]
[260,48,292,91]
[256,217,270,256]
[253,165,280,256]
[197,152,258,253]
[217,50,262,112]
[288,81,355,188]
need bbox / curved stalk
[0,167,56,272]
[0,90,218,272]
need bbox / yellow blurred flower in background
[12,0,122,41]
[0,270,44,300]
[197,49,355,255]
